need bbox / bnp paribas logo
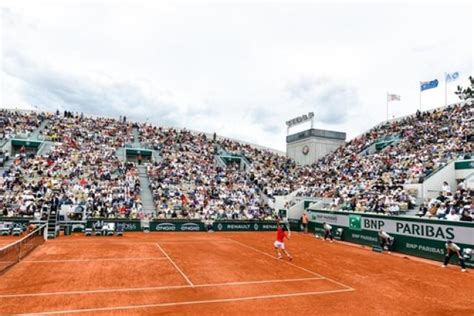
[349,215,361,231]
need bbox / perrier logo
[349,215,361,231]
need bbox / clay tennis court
[0,232,472,315]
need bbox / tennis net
[0,224,47,274]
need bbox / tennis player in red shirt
[274,219,292,260]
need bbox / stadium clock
[302,145,309,155]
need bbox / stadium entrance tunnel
[11,139,43,156]
[218,153,252,171]
[126,148,153,163]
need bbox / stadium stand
[1,111,141,221]
[296,104,473,214]
[0,102,472,222]
[142,128,274,220]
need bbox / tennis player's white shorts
[274,241,285,249]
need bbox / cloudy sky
[1,0,472,151]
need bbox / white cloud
[286,76,359,125]
[0,1,472,151]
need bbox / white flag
[387,94,401,102]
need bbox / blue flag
[420,79,438,91]
[446,72,459,82]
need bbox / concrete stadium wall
[466,173,474,190]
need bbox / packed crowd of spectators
[295,104,473,214]
[141,127,274,220]
[39,113,134,146]
[1,111,141,220]
[416,181,473,221]
[0,110,45,139]
[0,101,473,220]
[139,104,472,219]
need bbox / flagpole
[444,72,447,107]
[419,82,421,112]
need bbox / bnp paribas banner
[309,210,474,266]
[310,211,473,244]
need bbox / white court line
[45,242,159,245]
[52,239,228,245]
[23,257,168,263]
[226,238,354,291]
[158,240,233,243]
[17,288,354,315]
[0,284,192,298]
[154,239,230,243]
[0,277,323,298]
[156,243,195,287]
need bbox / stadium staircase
[132,128,141,148]
[115,127,157,215]
[116,148,126,161]
[37,141,53,156]
[152,150,162,162]
[0,138,8,149]
[137,165,156,216]
[47,209,59,239]
[29,119,49,140]
[0,157,14,174]
[259,190,274,208]
[0,136,13,172]
[124,127,157,215]
[214,155,227,168]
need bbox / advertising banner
[309,210,474,267]
[213,221,278,231]
[150,221,204,232]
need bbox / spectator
[445,209,460,221]
[436,203,448,219]
[441,181,451,193]
[459,207,472,222]
[416,203,428,217]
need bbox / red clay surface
[0,236,21,248]
[0,232,473,316]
